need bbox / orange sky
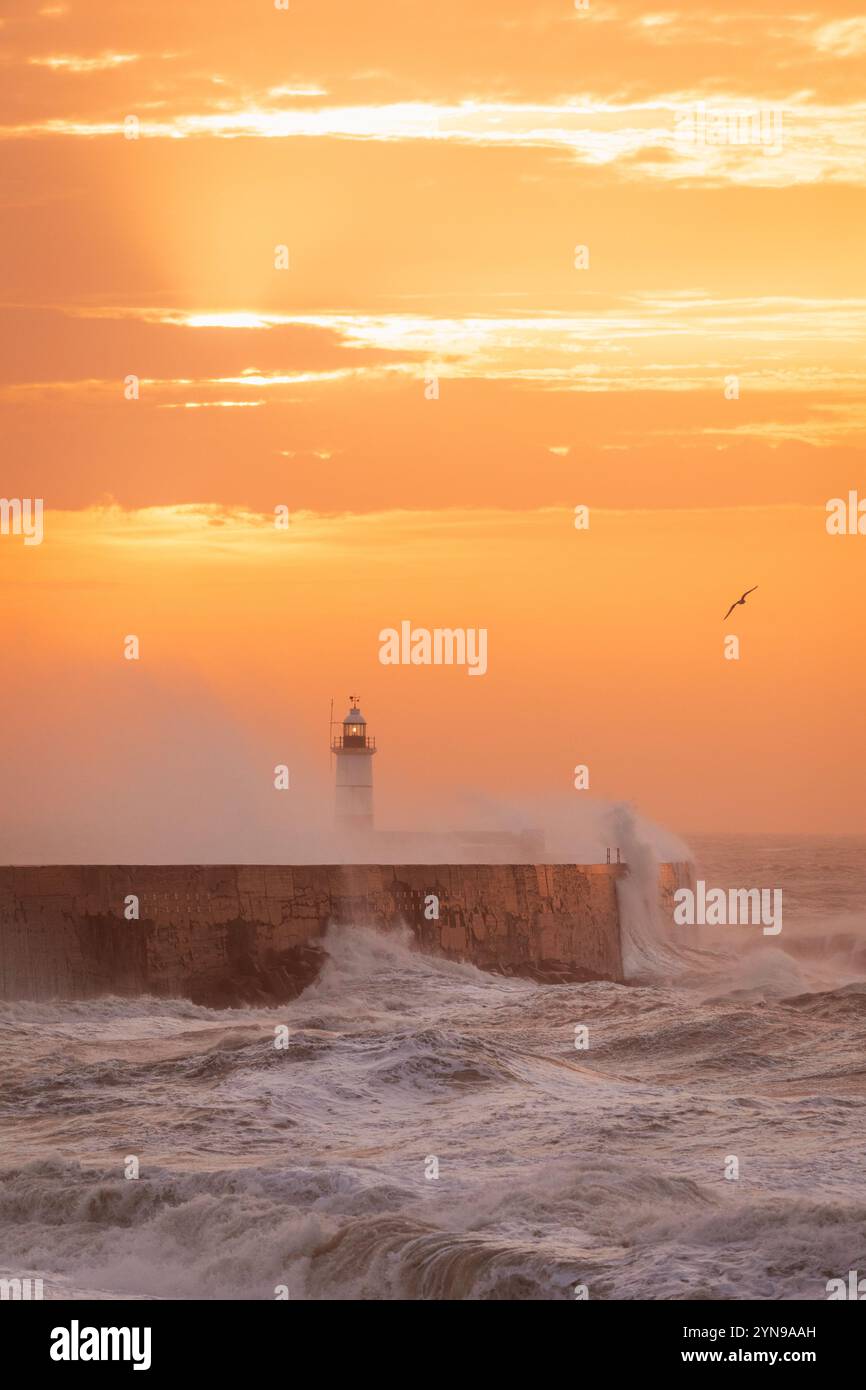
[1,0,864,852]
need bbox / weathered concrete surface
[0,864,688,1005]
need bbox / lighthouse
[331,696,377,833]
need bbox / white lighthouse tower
[331,696,377,833]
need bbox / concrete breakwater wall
[0,863,689,1005]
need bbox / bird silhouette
[723,586,758,621]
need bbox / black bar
[7,1297,861,1376]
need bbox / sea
[1,834,864,1300]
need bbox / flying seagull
[723,586,758,621]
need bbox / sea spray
[610,804,696,981]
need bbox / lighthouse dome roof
[343,706,366,724]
